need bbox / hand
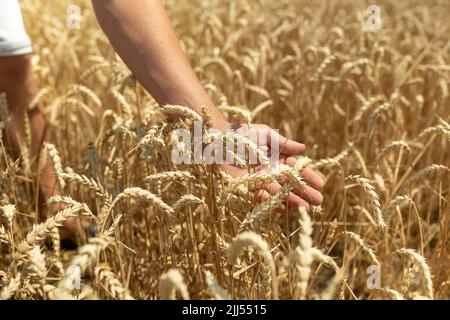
[219,123,324,211]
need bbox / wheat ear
[204,270,231,300]
[159,269,190,300]
[228,231,279,299]
[44,142,66,189]
[396,248,433,299]
[288,207,314,300]
[342,231,380,267]
[346,175,386,230]
[95,264,134,300]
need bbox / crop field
[0,0,449,300]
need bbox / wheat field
[0,0,449,300]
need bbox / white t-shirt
[0,0,32,56]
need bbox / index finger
[267,129,306,156]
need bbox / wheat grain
[111,187,174,216]
[1,204,15,229]
[161,104,202,122]
[380,288,405,300]
[310,248,339,272]
[67,235,113,274]
[145,171,195,184]
[65,84,101,108]
[319,270,345,300]
[60,172,112,203]
[0,274,20,300]
[417,125,450,141]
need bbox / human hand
[219,123,324,211]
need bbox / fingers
[286,192,310,211]
[258,181,310,211]
[266,175,322,207]
[280,156,325,191]
[275,155,324,206]
[247,129,325,210]
[293,185,323,206]
[255,189,285,212]
[255,189,271,202]
[266,128,305,156]
[301,167,325,191]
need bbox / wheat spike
[228,231,278,299]
[173,194,206,212]
[95,265,134,300]
[288,207,314,300]
[380,288,405,300]
[159,269,190,300]
[396,248,433,299]
[0,274,21,300]
[204,270,231,300]
[404,164,449,186]
[44,143,66,189]
[346,175,386,230]
[342,231,380,267]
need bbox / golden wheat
[0,0,448,301]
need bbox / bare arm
[91,0,324,209]
[91,0,229,130]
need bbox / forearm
[91,0,229,130]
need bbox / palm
[219,124,324,211]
